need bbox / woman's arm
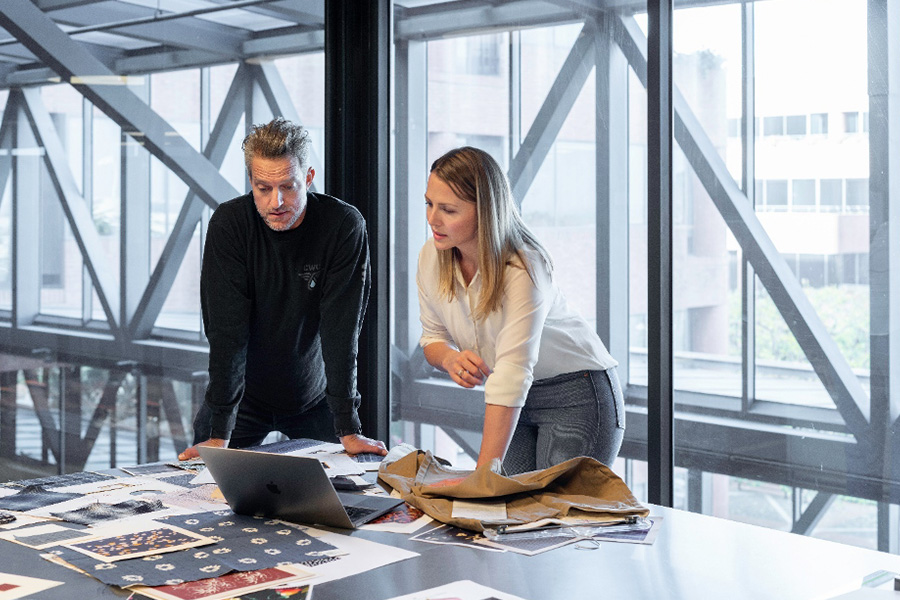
[477,404,523,468]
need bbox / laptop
[198,446,404,529]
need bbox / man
[179,117,386,460]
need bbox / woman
[417,146,624,475]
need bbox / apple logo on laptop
[266,482,281,495]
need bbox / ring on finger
[457,369,465,377]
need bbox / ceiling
[0,0,327,88]
[0,0,666,89]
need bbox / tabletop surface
[4,500,900,600]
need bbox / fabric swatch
[155,473,202,488]
[120,464,184,477]
[9,527,93,549]
[1,471,114,491]
[48,511,339,587]
[145,484,226,510]
[64,524,213,562]
[0,485,82,512]
[51,499,167,526]
[248,439,325,454]
[129,566,309,600]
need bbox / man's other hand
[340,434,388,456]
[178,438,227,461]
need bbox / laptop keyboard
[343,504,378,523]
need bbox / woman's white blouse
[417,239,617,408]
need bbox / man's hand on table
[178,438,227,461]
[340,433,388,456]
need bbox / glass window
[845,178,868,207]
[791,179,815,208]
[785,115,807,135]
[765,179,788,207]
[763,115,784,136]
[810,112,829,134]
[819,178,843,210]
[844,111,859,133]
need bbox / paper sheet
[291,525,419,586]
[0,571,64,600]
[384,579,528,600]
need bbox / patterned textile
[120,463,184,477]
[0,485,82,511]
[51,499,167,526]
[48,511,339,587]
[1,471,115,490]
[248,438,326,454]
[152,473,200,488]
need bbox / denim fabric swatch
[1,471,115,490]
[248,438,325,454]
[48,510,338,587]
[153,473,198,488]
[51,499,167,525]
[120,463,184,477]
[0,485,82,511]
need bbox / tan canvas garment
[378,450,649,532]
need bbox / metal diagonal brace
[20,87,120,334]
[128,63,250,339]
[508,22,596,204]
[0,0,238,211]
[614,16,870,437]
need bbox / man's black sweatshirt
[200,191,370,440]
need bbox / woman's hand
[443,350,491,388]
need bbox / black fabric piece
[249,438,327,454]
[120,463,183,477]
[49,510,340,587]
[10,527,92,548]
[0,484,82,511]
[200,192,369,439]
[51,499,166,525]
[156,473,199,488]
[1,471,115,490]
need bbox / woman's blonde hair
[430,146,552,319]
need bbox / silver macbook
[198,446,404,529]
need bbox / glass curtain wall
[390,6,645,481]
[391,0,894,554]
[0,1,325,476]
[664,0,875,549]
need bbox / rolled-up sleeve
[483,264,552,408]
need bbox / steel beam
[325,0,391,443]
[0,0,238,212]
[646,0,675,508]
[0,93,14,205]
[121,79,150,329]
[595,14,630,380]
[50,2,247,57]
[740,0,756,411]
[790,492,835,535]
[251,61,324,180]
[11,94,40,328]
[395,1,574,42]
[394,37,429,355]
[128,64,250,339]
[508,23,595,204]
[868,0,900,505]
[614,15,870,439]
[20,87,120,334]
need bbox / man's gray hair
[242,117,311,176]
